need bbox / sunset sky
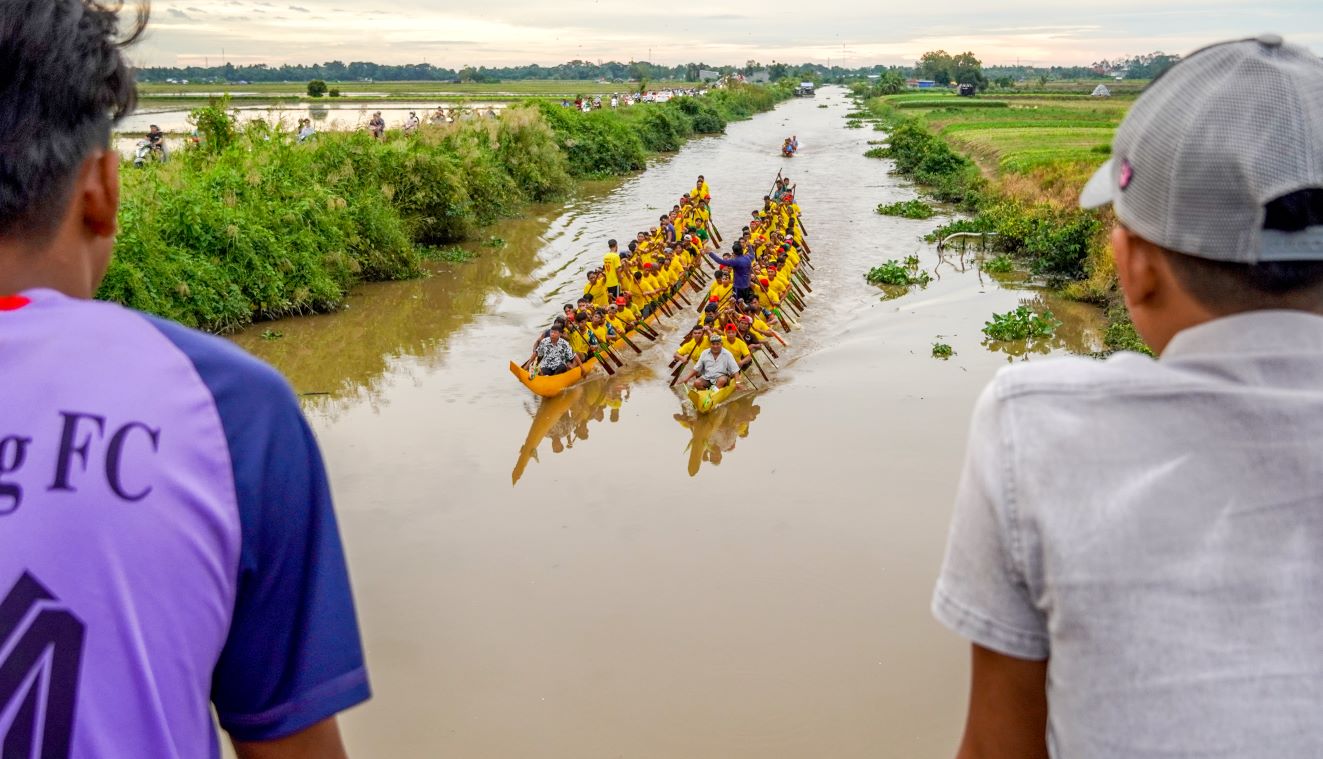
[132,0,1321,68]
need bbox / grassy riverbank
[858,90,1150,354]
[101,84,789,332]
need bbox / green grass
[932,342,954,359]
[981,255,1014,273]
[896,99,1010,109]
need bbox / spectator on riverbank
[935,34,1323,759]
[0,1,370,756]
[368,110,385,139]
[297,118,316,142]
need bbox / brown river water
[230,87,1103,758]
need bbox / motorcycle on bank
[133,138,167,167]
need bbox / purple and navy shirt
[0,289,369,757]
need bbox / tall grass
[102,102,571,332]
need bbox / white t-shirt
[935,311,1323,758]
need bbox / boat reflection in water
[511,376,632,485]
[511,376,765,483]
[674,394,762,477]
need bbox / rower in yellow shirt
[672,325,708,366]
[613,296,639,326]
[720,323,753,371]
[703,270,733,310]
[583,269,609,307]
[695,175,711,202]
[602,239,622,298]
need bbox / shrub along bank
[862,95,1145,353]
[102,84,790,332]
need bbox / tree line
[137,52,1178,87]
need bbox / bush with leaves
[876,199,936,219]
[982,305,1061,341]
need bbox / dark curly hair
[0,0,147,239]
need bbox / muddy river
[231,87,1102,758]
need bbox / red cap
[643,262,653,269]
[615,296,626,305]
[759,278,770,286]
[724,323,737,332]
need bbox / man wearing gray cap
[933,36,1323,758]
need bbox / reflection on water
[117,100,512,134]
[674,395,763,477]
[230,198,605,418]
[512,377,633,484]
[980,289,1106,359]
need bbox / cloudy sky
[131,0,1321,69]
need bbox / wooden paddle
[615,327,642,354]
[749,350,770,383]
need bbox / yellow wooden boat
[511,258,706,398]
[509,358,598,398]
[685,374,741,415]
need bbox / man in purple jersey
[0,2,369,757]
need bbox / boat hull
[685,375,740,415]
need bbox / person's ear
[1113,225,1158,312]
[81,149,119,238]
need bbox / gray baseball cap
[1080,34,1323,263]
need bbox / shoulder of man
[139,313,370,740]
[989,351,1166,404]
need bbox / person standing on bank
[934,35,1323,759]
[0,2,369,757]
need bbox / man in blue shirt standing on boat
[709,242,755,303]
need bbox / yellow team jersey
[675,338,702,364]
[708,281,732,304]
[568,329,589,355]
[721,335,751,363]
[585,279,609,307]
[603,251,621,288]
[588,323,613,346]
[607,316,628,336]
[617,306,638,324]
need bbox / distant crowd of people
[561,87,710,112]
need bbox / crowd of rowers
[526,175,811,393]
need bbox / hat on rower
[709,333,723,343]
[1080,34,1323,263]
[615,296,627,305]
